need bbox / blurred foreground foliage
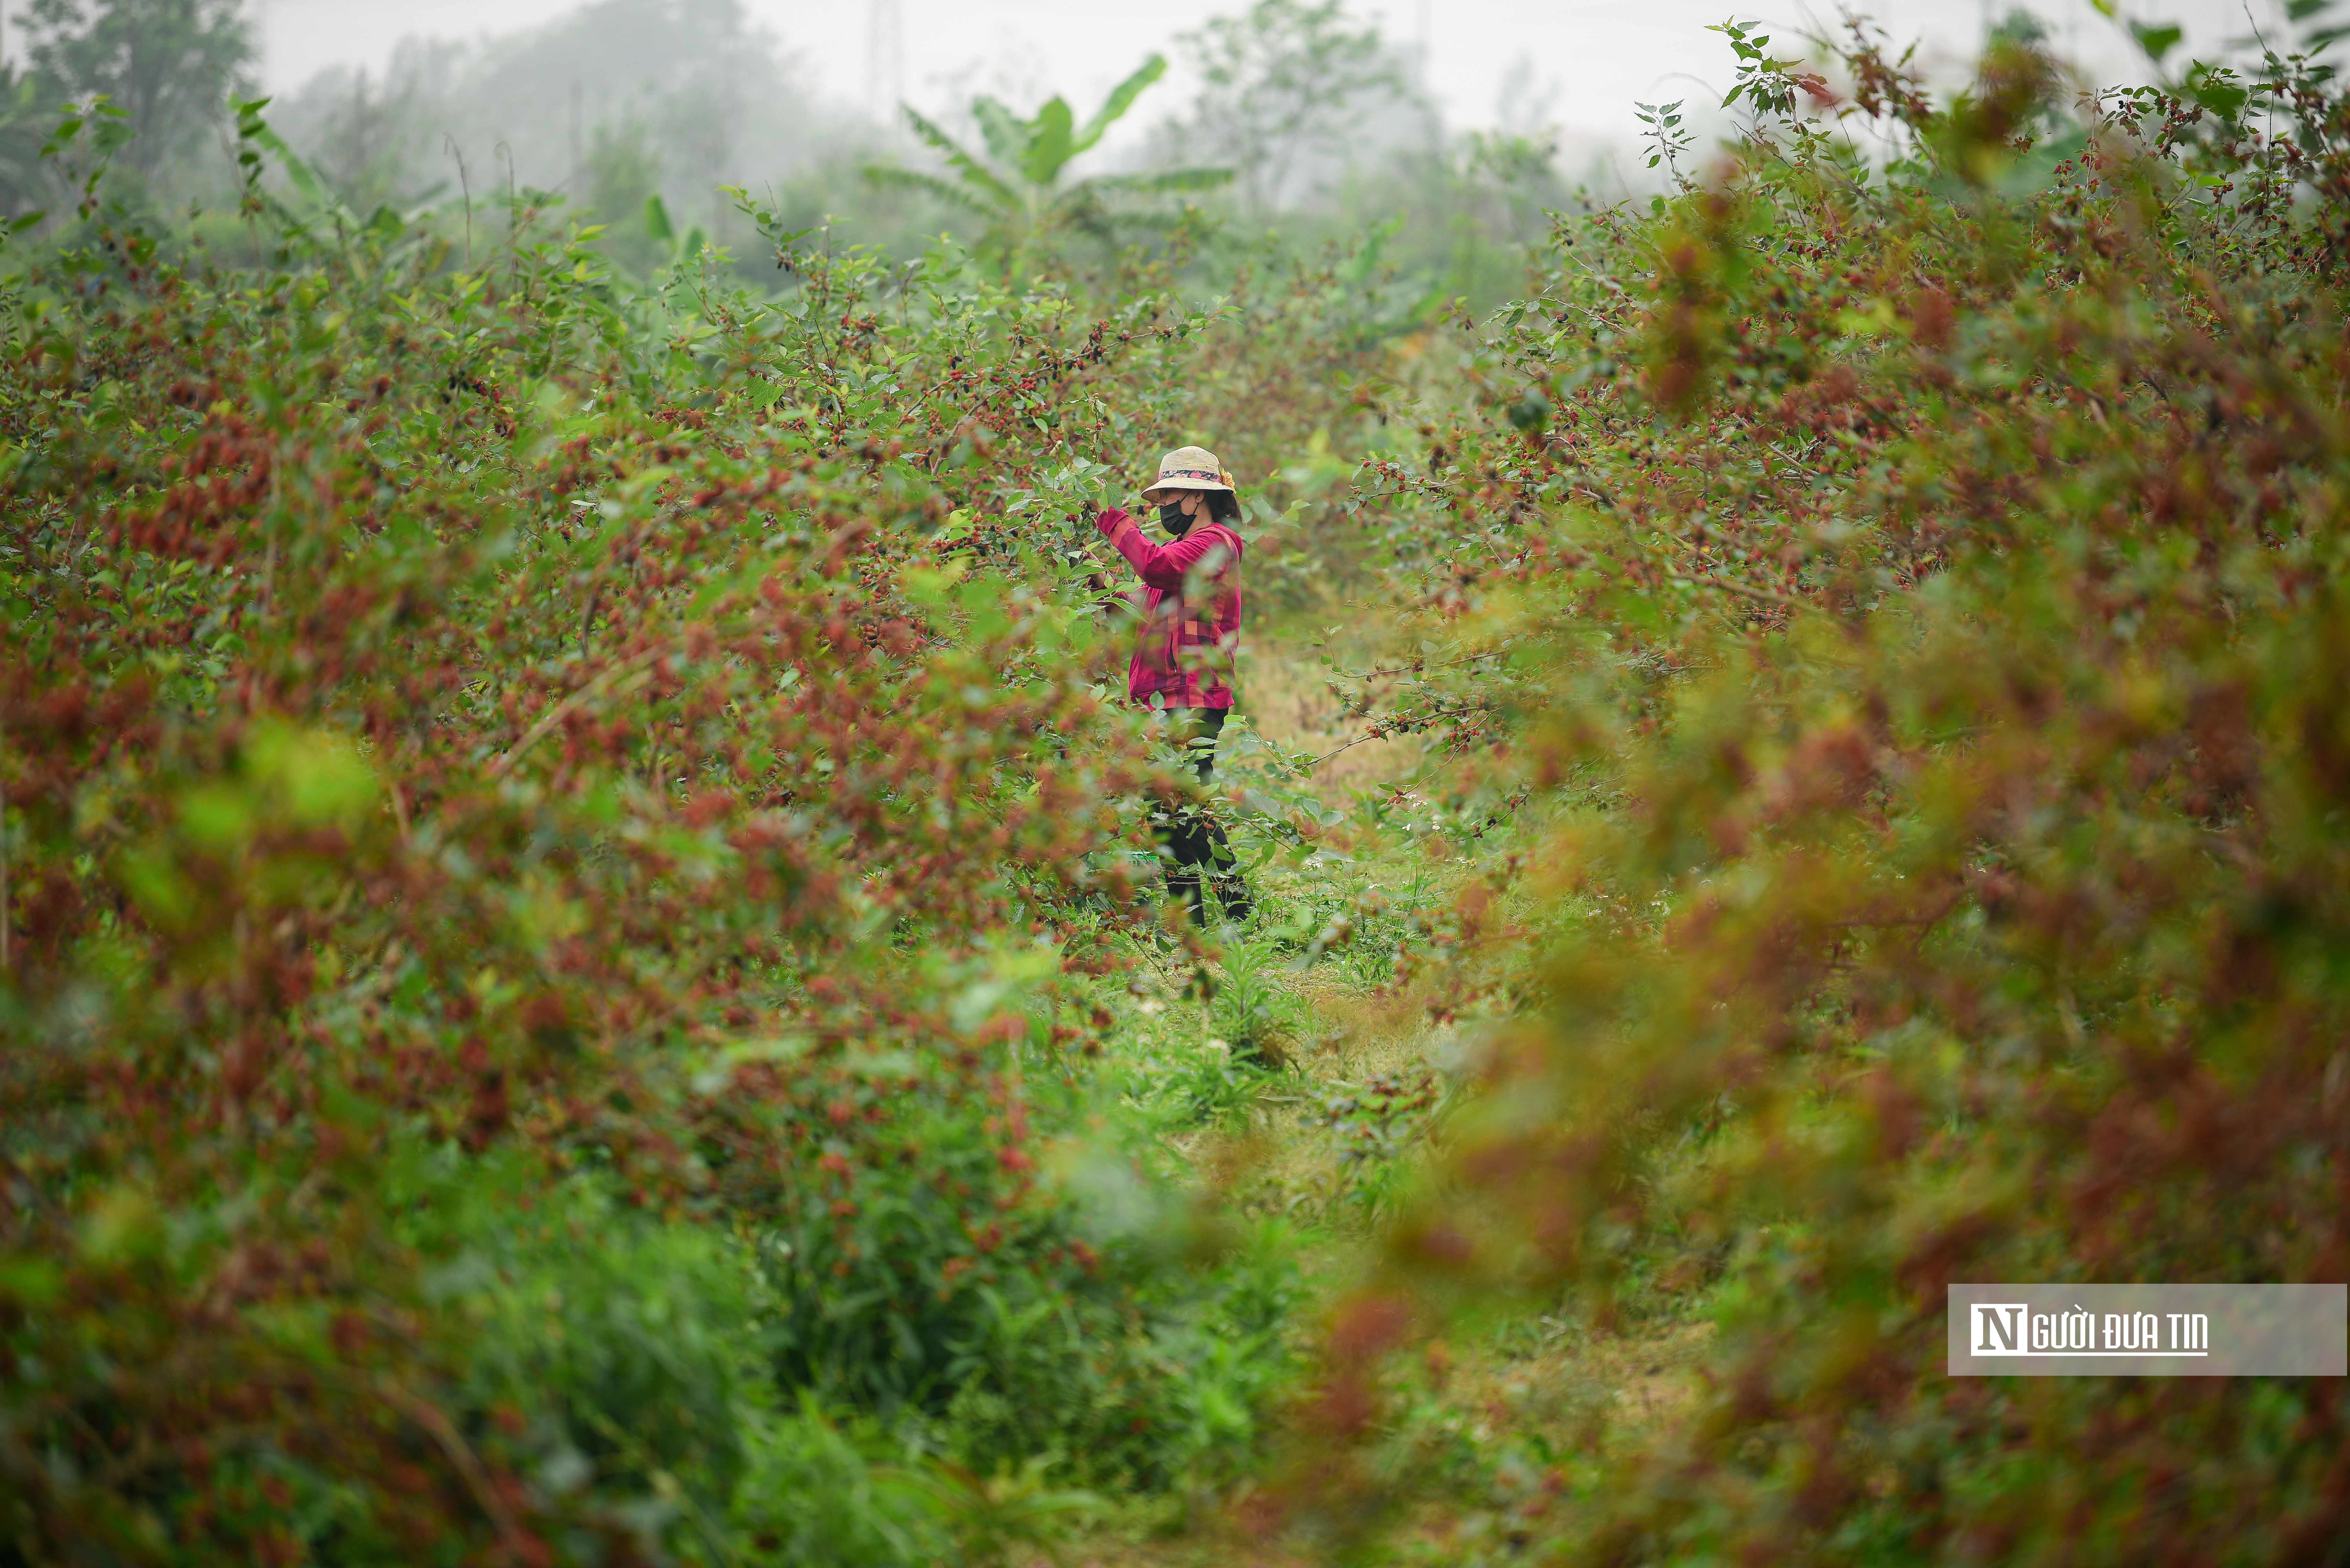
[7,6,2350,1566]
[1285,12,2350,1564]
[0,94,1370,1564]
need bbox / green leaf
[179,783,254,851]
[2130,20,2184,61]
[904,559,970,604]
[900,108,1019,211]
[1340,213,1402,284]
[1021,97,1076,187]
[41,111,86,159]
[972,97,1032,170]
[1085,166,1235,198]
[1072,54,1168,154]
[862,164,995,215]
[248,121,335,209]
[246,724,380,828]
[2189,77,2249,117]
[116,846,196,929]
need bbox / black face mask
[1157,501,1191,538]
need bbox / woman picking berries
[1096,446,1251,927]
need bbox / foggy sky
[228,0,2286,151]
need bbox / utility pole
[867,0,905,138]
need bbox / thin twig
[1352,652,1499,679]
[487,646,667,782]
[1689,569,1805,608]
[377,1378,530,1563]
[577,584,602,658]
[495,141,517,291]
[1307,732,1386,770]
[386,780,412,844]
[443,136,471,268]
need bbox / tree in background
[866,56,1232,268]
[0,71,59,216]
[21,0,252,176]
[290,52,460,215]
[267,0,816,229]
[447,0,801,202]
[1159,0,1422,211]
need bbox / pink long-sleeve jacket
[1095,508,1244,710]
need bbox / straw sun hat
[1141,446,1235,501]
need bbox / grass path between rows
[1026,632,1714,1565]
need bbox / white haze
[250,0,2272,157]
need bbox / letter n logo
[1973,1303,2028,1355]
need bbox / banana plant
[865,54,1230,267]
[641,193,708,274]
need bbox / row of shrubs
[0,96,1401,1563]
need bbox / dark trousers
[1158,707,1250,927]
